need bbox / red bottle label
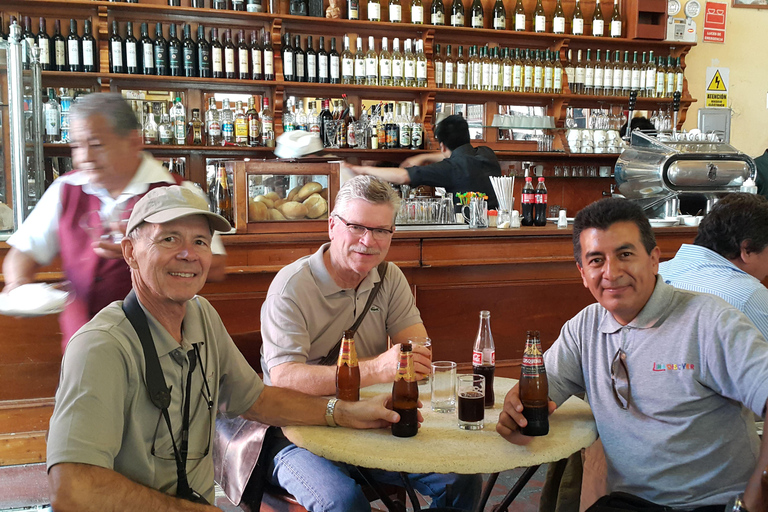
[473,350,495,365]
[522,192,535,204]
[521,354,545,375]
[535,193,547,203]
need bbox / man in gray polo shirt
[46,186,400,511]
[498,198,768,511]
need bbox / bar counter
[0,225,697,465]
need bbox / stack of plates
[0,283,71,317]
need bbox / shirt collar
[675,244,751,277]
[308,242,381,297]
[80,152,174,205]
[448,143,474,159]
[598,275,672,334]
[137,295,207,357]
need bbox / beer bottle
[392,343,419,437]
[521,176,535,226]
[472,310,496,408]
[520,330,549,436]
[336,330,360,401]
[213,163,234,226]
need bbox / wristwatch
[727,494,749,512]
[325,398,338,427]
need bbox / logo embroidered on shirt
[652,362,695,372]
[370,306,380,312]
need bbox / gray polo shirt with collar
[47,295,263,504]
[260,243,423,384]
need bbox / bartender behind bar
[343,114,503,209]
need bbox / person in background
[342,114,502,209]
[618,116,657,139]
[45,186,399,511]
[752,149,768,199]
[2,93,226,352]
[498,197,768,511]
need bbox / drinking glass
[408,336,432,389]
[431,361,457,413]
[457,374,485,430]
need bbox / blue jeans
[268,443,483,512]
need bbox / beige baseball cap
[126,185,231,235]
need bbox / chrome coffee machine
[614,131,756,218]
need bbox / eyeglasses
[333,214,394,240]
[611,348,631,410]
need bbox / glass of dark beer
[457,374,485,430]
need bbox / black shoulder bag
[122,290,211,506]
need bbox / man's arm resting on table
[2,248,42,293]
[743,399,768,512]
[47,463,216,512]
[342,163,411,185]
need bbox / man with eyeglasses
[497,198,768,512]
[46,186,401,511]
[217,175,481,511]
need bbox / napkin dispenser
[614,131,755,217]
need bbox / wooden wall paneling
[0,315,62,401]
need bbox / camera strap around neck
[318,261,389,366]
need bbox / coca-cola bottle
[472,310,495,408]
[534,177,547,226]
[521,176,535,226]
[520,330,549,436]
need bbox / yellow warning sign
[706,93,727,107]
[707,71,727,92]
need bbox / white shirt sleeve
[6,180,64,265]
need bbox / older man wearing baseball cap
[46,186,401,512]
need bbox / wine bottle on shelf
[609,0,622,37]
[630,50,641,95]
[444,44,455,89]
[583,48,593,95]
[318,35,329,83]
[53,19,67,72]
[282,32,295,81]
[645,50,656,98]
[552,0,566,34]
[232,0,246,10]
[612,50,623,96]
[502,47,513,92]
[523,48,533,93]
[512,47,523,92]
[224,29,236,79]
[354,36,366,85]
[480,46,491,91]
[250,30,263,81]
[198,25,211,78]
[468,45,480,90]
[380,36,393,86]
[366,36,378,85]
[571,0,584,35]
[37,17,51,71]
[341,34,354,84]
[403,39,416,87]
[470,0,484,28]
[513,0,526,30]
[573,49,584,94]
[212,0,228,8]
[492,0,505,30]
[602,50,613,96]
[490,46,501,91]
[654,55,665,99]
[431,0,445,25]
[592,0,605,36]
[237,29,249,80]
[348,0,360,19]
[434,43,444,88]
[246,97,261,147]
[125,22,139,74]
[211,27,223,78]
[109,20,124,73]
[593,49,603,95]
[154,23,167,76]
[390,0,403,22]
[329,36,340,83]
[543,49,553,93]
[553,49,563,94]
[450,0,465,26]
[621,50,631,96]
[140,22,154,75]
[263,29,275,80]
[306,35,317,83]
[369,0,382,21]
[533,49,543,93]
[82,19,96,72]
[456,45,467,89]
[294,35,306,83]
[22,17,38,71]
[665,55,675,98]
[391,37,404,86]
[533,0,546,33]
[415,39,428,87]
[168,23,182,77]
[412,0,424,24]
[637,51,646,97]
[674,56,684,95]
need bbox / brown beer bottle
[336,330,360,401]
[392,343,419,437]
[213,163,234,226]
[520,330,549,436]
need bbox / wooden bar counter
[0,225,697,465]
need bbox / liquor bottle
[139,23,154,75]
[602,50,613,96]
[573,49,584,94]
[109,21,124,73]
[234,100,248,145]
[630,50,641,94]
[391,343,418,437]
[143,102,158,145]
[197,25,211,78]
[206,97,221,145]
[188,108,203,145]
[168,24,182,77]
[621,50,631,96]
[261,97,275,147]
[183,24,198,77]
[592,0,604,36]
[308,101,320,139]
[493,0,506,29]
[380,37,393,86]
[37,18,51,71]
[348,0,360,19]
[171,97,186,145]
[444,44,455,89]
[553,48,563,94]
[294,35,306,83]
[431,0,446,25]
[543,49,553,93]
[434,43,444,88]
[665,55,675,98]
[223,29,236,79]
[211,27,223,78]
[376,103,386,148]
[470,0,484,28]
[583,48,593,95]
[369,0,382,21]
[22,17,35,70]
[553,0,566,34]
[341,34,354,84]
[125,22,139,74]
[534,177,547,224]
[213,163,234,226]
[521,175,534,225]
[392,38,404,87]
[472,310,496,408]
[481,46,492,91]
[609,0,622,37]
[220,98,234,143]
[263,29,275,80]
[501,47,513,92]
[319,99,333,146]
[390,0,403,22]
[284,100,296,135]
[354,36,366,85]
[450,0,465,27]
[612,50,623,96]
[385,102,398,148]
[523,48,533,93]
[571,0,584,34]
[415,39,428,87]
[366,36,379,85]
[512,48,523,92]
[82,20,96,72]
[674,56,684,94]
[645,50,656,98]
[456,45,467,89]
[533,0,546,32]
[513,0,526,30]
[44,89,61,142]
[237,29,249,80]
[318,36,329,83]
[246,97,261,146]
[593,49,603,95]
[469,45,481,90]
[412,0,425,23]
[520,330,549,436]
[411,102,423,149]
[306,35,317,83]
[336,330,361,401]
[158,102,173,145]
[346,102,357,146]
[53,20,67,72]
[403,39,416,87]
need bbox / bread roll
[273,198,286,209]
[287,186,302,202]
[319,188,328,201]
[303,193,328,219]
[248,198,268,221]
[268,208,286,221]
[278,201,309,220]
[254,195,274,209]
[297,181,323,202]
[265,191,281,201]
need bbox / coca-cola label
[522,192,535,204]
[473,350,495,365]
[521,354,545,374]
[535,193,547,204]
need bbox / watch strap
[325,398,338,427]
